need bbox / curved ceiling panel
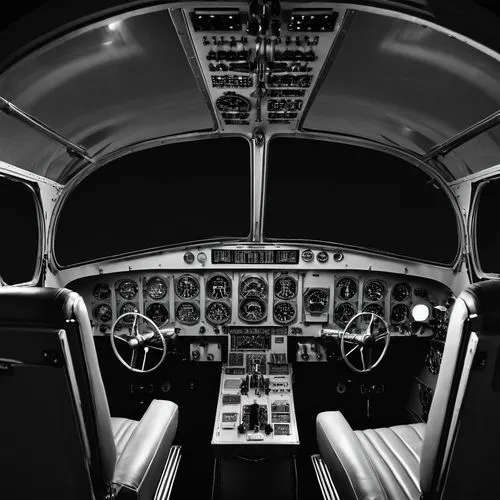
[303,10,500,161]
[0,8,214,182]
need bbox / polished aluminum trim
[423,109,500,161]
[311,454,340,500]
[0,96,94,163]
[58,329,92,462]
[153,445,182,500]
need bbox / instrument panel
[71,270,453,338]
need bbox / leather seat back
[0,287,116,499]
[421,281,500,499]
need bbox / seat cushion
[317,411,425,500]
[112,400,179,500]
[112,418,139,461]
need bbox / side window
[475,178,500,275]
[0,176,40,285]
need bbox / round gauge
[274,302,297,324]
[239,297,267,323]
[392,283,411,302]
[118,280,138,300]
[93,283,111,300]
[302,249,314,262]
[363,303,384,318]
[146,277,168,300]
[120,302,139,322]
[334,303,356,326]
[206,275,231,300]
[305,289,329,314]
[240,276,267,298]
[176,302,200,325]
[337,278,357,300]
[317,251,329,263]
[391,303,409,323]
[175,275,200,299]
[206,301,231,325]
[365,280,385,301]
[216,93,251,112]
[274,276,297,300]
[94,303,112,322]
[146,303,169,326]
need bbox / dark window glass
[264,139,459,264]
[0,176,39,284]
[476,179,500,274]
[56,139,251,265]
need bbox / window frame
[0,173,44,286]
[469,175,500,279]
[51,135,254,269]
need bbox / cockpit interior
[1,1,500,499]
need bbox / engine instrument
[93,283,111,300]
[304,288,328,314]
[118,280,138,300]
[362,303,384,318]
[239,297,267,323]
[146,303,169,325]
[175,275,200,299]
[274,276,297,299]
[206,274,231,300]
[391,303,409,323]
[94,303,112,322]
[274,301,297,324]
[176,302,200,324]
[334,302,356,326]
[392,283,411,302]
[240,276,267,298]
[337,278,357,300]
[120,302,139,322]
[206,301,231,325]
[365,280,385,301]
[216,93,251,112]
[146,277,168,300]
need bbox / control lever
[301,344,309,361]
[249,400,260,431]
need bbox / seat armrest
[316,411,386,500]
[113,400,178,500]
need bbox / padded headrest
[0,286,80,326]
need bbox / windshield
[55,138,251,266]
[264,138,459,264]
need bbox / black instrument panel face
[70,270,453,337]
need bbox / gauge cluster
[70,268,453,338]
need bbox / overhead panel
[183,4,342,132]
[303,10,500,157]
[0,8,214,182]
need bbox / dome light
[412,303,430,322]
